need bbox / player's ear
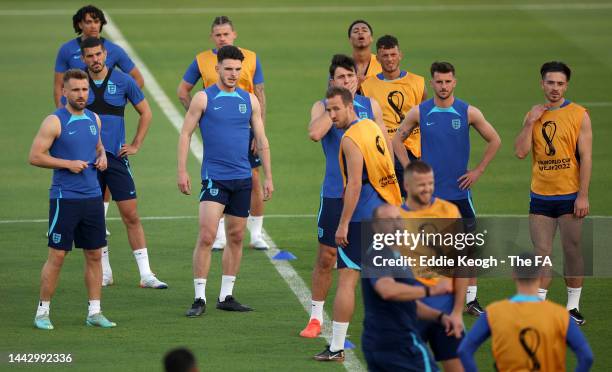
[215,64,219,74]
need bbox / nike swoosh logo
[68,131,77,135]
[213,106,222,110]
[129,191,136,195]
[426,122,435,126]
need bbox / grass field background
[1,0,611,371]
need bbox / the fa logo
[238,104,247,114]
[107,82,116,95]
[359,112,368,119]
[52,233,61,244]
[452,119,461,130]
[89,125,97,135]
[318,227,324,238]
[210,188,219,197]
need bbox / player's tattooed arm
[120,99,152,157]
[177,80,196,112]
[459,106,501,190]
[514,104,549,159]
[177,91,207,195]
[575,111,592,218]
[250,93,274,201]
[254,83,266,125]
[371,98,394,160]
[308,101,333,142]
[392,106,419,168]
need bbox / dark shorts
[47,197,107,251]
[529,197,575,218]
[419,293,464,361]
[98,152,137,201]
[337,221,363,270]
[363,333,439,372]
[200,178,252,218]
[249,129,261,169]
[448,198,477,232]
[394,150,418,198]
[317,197,342,247]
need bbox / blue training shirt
[49,108,102,199]
[55,37,135,74]
[85,69,145,156]
[182,50,264,86]
[419,98,471,200]
[321,94,374,198]
[199,84,253,180]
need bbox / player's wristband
[436,312,445,324]
[424,286,430,298]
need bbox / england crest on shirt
[107,82,117,95]
[90,125,97,135]
[452,119,461,130]
[238,104,247,114]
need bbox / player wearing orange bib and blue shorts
[514,61,593,325]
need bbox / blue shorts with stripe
[364,332,439,372]
[97,152,137,201]
[47,197,107,251]
[248,129,261,168]
[418,293,464,361]
[337,221,364,270]
[317,197,342,248]
[200,178,252,218]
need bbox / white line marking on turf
[3,214,612,224]
[3,3,612,16]
[103,13,365,371]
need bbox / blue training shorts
[200,178,252,218]
[98,152,137,201]
[317,197,342,248]
[47,197,107,251]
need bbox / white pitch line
[2,3,612,16]
[102,13,365,371]
[3,213,612,224]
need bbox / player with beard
[81,37,167,289]
[301,54,387,338]
[393,61,501,317]
[360,35,427,195]
[30,69,115,329]
[514,61,592,325]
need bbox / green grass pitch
[1,0,611,371]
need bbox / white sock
[36,301,50,317]
[219,275,236,302]
[104,202,109,217]
[567,287,582,310]
[216,218,226,241]
[194,278,207,302]
[310,300,324,322]
[330,321,349,352]
[133,248,153,278]
[537,288,548,300]
[88,299,101,316]
[101,246,112,275]
[466,286,477,303]
[247,215,264,241]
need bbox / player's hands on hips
[177,171,191,195]
[119,143,139,157]
[94,152,107,171]
[458,167,483,190]
[526,104,550,124]
[67,160,89,174]
[443,312,464,338]
[335,223,349,247]
[574,193,589,218]
[263,179,274,201]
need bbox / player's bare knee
[317,247,337,270]
[226,229,245,245]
